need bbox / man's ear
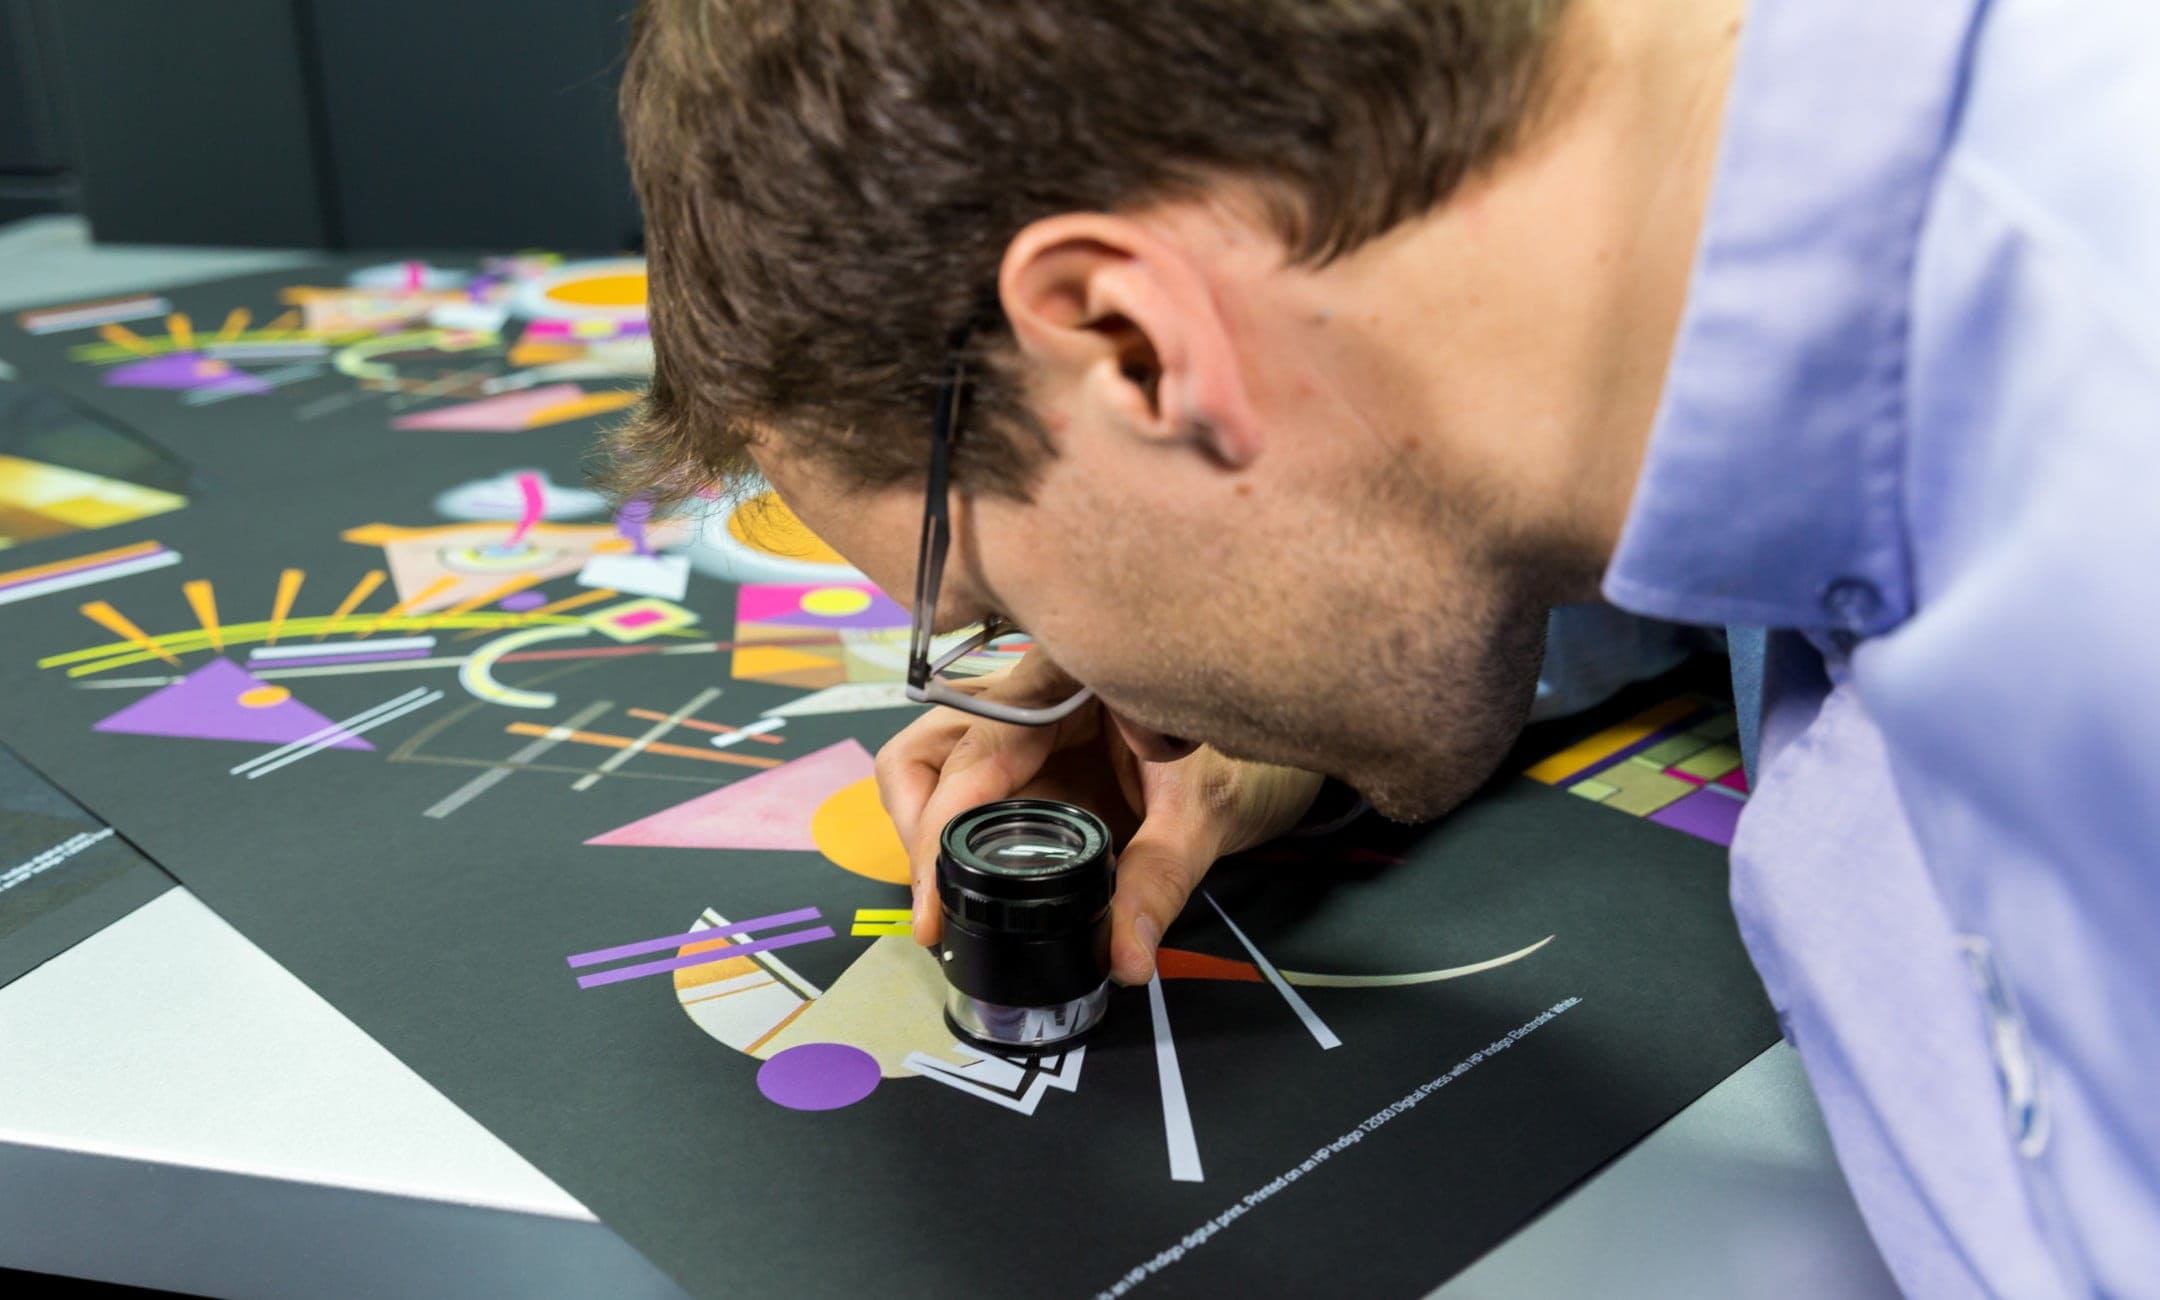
[998,213,1259,468]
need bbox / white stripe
[707,717,783,750]
[574,686,719,791]
[229,687,429,775]
[1204,893,1341,1050]
[244,691,443,779]
[1148,975,1205,1182]
[22,297,168,334]
[0,550,180,607]
[250,636,436,661]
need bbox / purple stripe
[246,647,434,668]
[567,905,823,968]
[574,925,835,988]
[0,549,170,593]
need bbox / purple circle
[756,1042,881,1111]
[498,591,547,612]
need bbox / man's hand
[875,650,1325,984]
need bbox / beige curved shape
[1280,935,1554,988]
[458,624,591,708]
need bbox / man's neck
[1290,0,1745,593]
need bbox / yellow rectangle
[1599,758,1696,816]
[1523,696,1700,784]
[1674,743,1743,781]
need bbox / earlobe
[1000,212,1262,469]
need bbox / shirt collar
[1602,0,1988,634]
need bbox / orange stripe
[265,569,304,645]
[501,723,782,770]
[182,579,223,651]
[0,541,161,588]
[96,321,155,356]
[78,600,181,666]
[744,1002,813,1054]
[627,708,786,743]
[352,575,456,638]
[316,570,387,639]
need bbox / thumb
[1107,817,1219,986]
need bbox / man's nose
[1109,710,1200,764]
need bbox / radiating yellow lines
[40,611,594,676]
[451,586,616,640]
[432,572,548,621]
[316,570,386,640]
[264,308,301,334]
[266,569,304,645]
[96,321,154,357]
[352,575,456,638]
[215,308,251,343]
[851,909,912,937]
[168,312,195,351]
[182,579,223,651]
[77,601,181,667]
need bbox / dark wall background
[0,0,640,252]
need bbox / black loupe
[936,799,1114,1053]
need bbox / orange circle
[726,491,849,566]
[544,272,647,308]
[237,685,292,709]
[809,776,911,885]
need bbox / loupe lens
[937,799,1114,1053]
[968,818,1086,873]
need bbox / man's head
[614,0,1735,818]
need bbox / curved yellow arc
[458,625,592,708]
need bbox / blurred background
[0,0,640,252]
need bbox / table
[0,215,1902,1299]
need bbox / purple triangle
[103,353,271,395]
[95,659,374,750]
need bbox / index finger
[906,723,1056,944]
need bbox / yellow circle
[809,776,911,886]
[800,586,873,617]
[545,272,647,308]
[726,491,849,566]
[238,685,292,709]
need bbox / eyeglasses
[904,344,1094,726]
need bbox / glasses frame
[904,343,1094,726]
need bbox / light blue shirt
[1601,0,2160,1294]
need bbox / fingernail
[912,884,932,934]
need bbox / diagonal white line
[1204,892,1341,1051]
[230,687,429,775]
[244,691,443,780]
[431,699,615,817]
[1149,974,1205,1182]
[572,686,720,792]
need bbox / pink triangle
[94,658,374,750]
[586,739,873,850]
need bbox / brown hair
[610,0,1571,507]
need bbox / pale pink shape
[392,384,589,432]
[585,739,874,850]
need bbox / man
[610,0,2158,1294]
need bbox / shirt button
[1818,577,1884,632]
